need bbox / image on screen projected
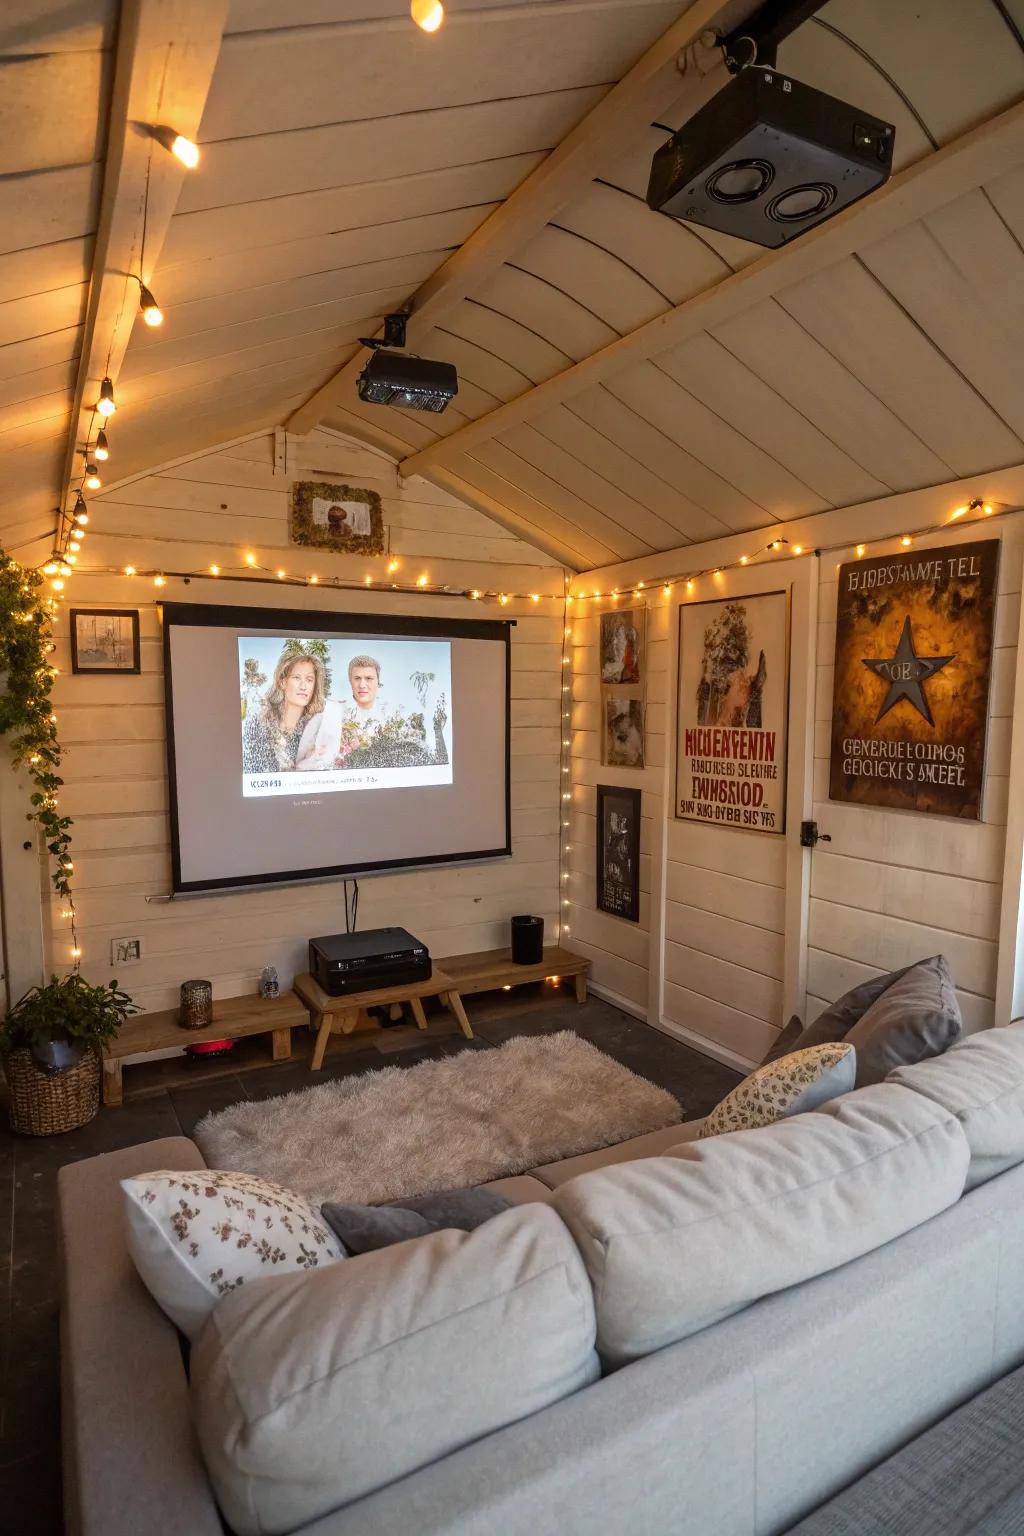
[239,635,453,796]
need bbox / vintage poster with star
[829,538,1000,819]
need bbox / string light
[94,430,109,462]
[154,574,166,587]
[388,559,399,574]
[901,535,912,548]
[416,574,428,588]
[97,377,116,416]
[276,569,286,580]
[153,126,200,168]
[410,0,444,29]
[84,463,101,491]
[124,565,136,576]
[245,552,257,566]
[209,564,220,576]
[138,282,163,327]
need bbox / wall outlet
[111,936,142,966]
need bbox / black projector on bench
[309,927,431,997]
[647,67,894,248]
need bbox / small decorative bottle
[259,965,280,1000]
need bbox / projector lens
[767,182,836,222]
[706,158,774,203]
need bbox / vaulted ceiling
[4,0,1024,569]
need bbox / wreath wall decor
[290,481,386,556]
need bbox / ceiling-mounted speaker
[647,68,894,248]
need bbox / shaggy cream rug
[194,1032,682,1206]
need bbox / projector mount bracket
[359,311,410,351]
[720,0,828,74]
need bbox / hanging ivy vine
[0,554,77,960]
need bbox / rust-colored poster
[829,539,1000,819]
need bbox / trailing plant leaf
[0,554,78,958]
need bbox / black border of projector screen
[161,602,514,895]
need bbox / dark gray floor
[0,987,740,1535]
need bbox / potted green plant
[1,973,138,1135]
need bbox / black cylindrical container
[511,914,544,966]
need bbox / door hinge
[800,820,832,849]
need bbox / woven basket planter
[4,1046,100,1136]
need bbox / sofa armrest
[58,1137,223,1536]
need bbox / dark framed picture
[596,784,642,923]
[290,480,385,556]
[70,609,140,674]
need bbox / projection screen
[162,604,511,892]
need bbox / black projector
[647,67,894,248]
[309,927,431,997]
[357,349,458,413]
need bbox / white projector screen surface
[164,605,511,892]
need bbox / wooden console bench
[293,968,473,1070]
[442,945,589,1003]
[102,990,308,1106]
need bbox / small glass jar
[179,979,213,1030]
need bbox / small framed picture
[290,480,385,556]
[70,609,141,674]
[600,606,645,685]
[603,695,645,768]
[597,784,642,922]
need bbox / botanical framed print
[70,609,140,674]
[597,784,642,922]
[829,539,999,819]
[600,606,645,685]
[604,696,645,769]
[290,481,385,556]
[676,591,790,833]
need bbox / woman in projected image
[242,647,326,774]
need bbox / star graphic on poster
[862,616,955,726]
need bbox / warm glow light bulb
[209,564,220,576]
[139,284,163,327]
[97,377,116,416]
[85,465,101,490]
[76,512,89,525]
[43,562,58,576]
[410,0,444,30]
[154,574,166,587]
[68,540,81,553]
[124,565,136,576]
[171,134,200,169]
[94,430,109,461]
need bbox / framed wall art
[675,591,790,833]
[290,480,385,556]
[829,538,999,819]
[600,603,646,767]
[596,783,642,922]
[70,609,141,674]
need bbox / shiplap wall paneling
[807,516,1024,1035]
[44,430,563,1011]
[564,590,670,1011]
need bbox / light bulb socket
[94,430,109,460]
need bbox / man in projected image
[298,652,448,771]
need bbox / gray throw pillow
[760,1014,804,1067]
[322,1187,512,1255]
[845,955,962,1086]
[796,955,961,1087]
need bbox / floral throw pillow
[700,1042,856,1139]
[121,1168,345,1341]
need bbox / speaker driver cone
[705,158,774,204]
[766,182,836,222]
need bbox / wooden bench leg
[310,1014,334,1070]
[102,1058,123,1107]
[574,972,588,1004]
[447,990,474,1041]
[340,1008,360,1036]
[409,996,429,1032]
[388,1002,404,1022]
[271,1028,292,1061]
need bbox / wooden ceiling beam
[56,0,228,546]
[285,0,752,438]
[399,98,1024,480]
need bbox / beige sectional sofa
[59,1024,1024,1536]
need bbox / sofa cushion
[530,1121,699,1189]
[760,1013,805,1066]
[321,1186,512,1254]
[121,1168,344,1341]
[799,956,961,1086]
[189,1202,600,1536]
[700,1043,856,1138]
[889,1020,1024,1190]
[552,1083,969,1367]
